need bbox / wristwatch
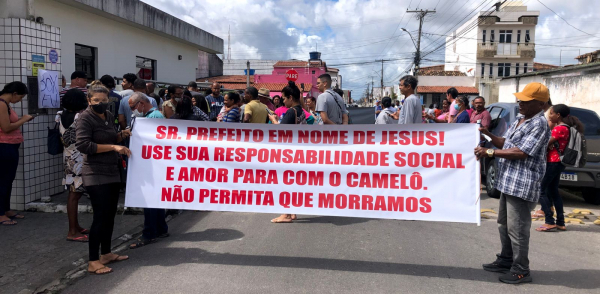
[486,149,495,158]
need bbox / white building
[445,2,539,103]
[0,0,222,209]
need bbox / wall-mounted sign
[49,49,58,64]
[32,55,45,76]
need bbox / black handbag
[47,122,63,155]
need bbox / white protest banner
[125,119,481,224]
[37,69,60,108]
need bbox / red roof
[197,75,253,83]
[274,61,309,67]
[255,83,312,92]
[417,86,479,94]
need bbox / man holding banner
[475,82,551,284]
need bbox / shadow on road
[174,228,245,242]
[293,216,372,226]
[130,247,600,289]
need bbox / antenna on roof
[227,25,231,62]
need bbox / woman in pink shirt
[0,82,35,225]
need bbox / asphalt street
[63,191,600,294]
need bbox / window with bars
[516,63,520,75]
[491,30,495,45]
[136,56,156,80]
[481,63,485,78]
[517,30,521,43]
[489,63,494,77]
[525,30,530,44]
[75,44,96,81]
[498,63,511,77]
[524,63,528,73]
[482,30,486,45]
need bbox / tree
[390,87,398,100]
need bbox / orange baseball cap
[514,82,549,102]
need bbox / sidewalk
[25,191,143,214]
[0,211,144,294]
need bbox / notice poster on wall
[32,55,46,76]
[125,120,481,225]
[37,69,60,108]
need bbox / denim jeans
[539,162,566,226]
[496,193,537,275]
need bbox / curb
[25,202,144,214]
[31,214,177,294]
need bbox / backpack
[556,123,587,168]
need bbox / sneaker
[499,272,532,284]
[483,261,511,273]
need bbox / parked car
[481,103,600,205]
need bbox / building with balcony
[445,2,539,103]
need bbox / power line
[536,0,597,37]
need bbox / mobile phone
[29,113,38,119]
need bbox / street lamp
[401,28,418,50]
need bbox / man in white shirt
[391,75,422,124]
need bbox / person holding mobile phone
[0,82,35,226]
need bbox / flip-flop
[271,217,293,223]
[290,215,297,220]
[0,219,17,226]
[8,214,24,219]
[88,266,113,275]
[80,228,90,234]
[536,225,557,232]
[557,226,567,231]
[105,255,129,264]
[129,238,157,249]
[67,235,89,242]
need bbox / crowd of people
[0,70,585,283]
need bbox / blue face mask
[454,104,460,111]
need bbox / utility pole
[380,60,384,98]
[371,77,374,105]
[407,9,435,77]
[246,60,250,87]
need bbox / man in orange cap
[474,82,551,284]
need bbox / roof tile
[417,86,479,94]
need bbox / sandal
[8,213,24,219]
[0,219,17,226]
[80,228,90,234]
[129,238,157,249]
[557,225,567,231]
[271,217,293,223]
[103,254,129,264]
[531,210,545,218]
[291,214,297,220]
[88,266,113,275]
[67,235,89,242]
[536,224,557,232]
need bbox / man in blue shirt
[475,82,551,284]
[374,100,382,119]
[118,78,157,130]
[206,82,224,120]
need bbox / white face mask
[133,109,144,117]
[175,98,182,103]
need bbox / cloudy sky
[142,0,599,98]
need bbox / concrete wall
[498,72,600,115]
[223,59,278,76]
[196,51,223,79]
[36,0,201,84]
[418,76,475,87]
[53,0,222,54]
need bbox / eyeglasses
[130,101,140,111]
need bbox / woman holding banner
[268,81,306,223]
[76,85,132,275]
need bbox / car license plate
[560,172,577,181]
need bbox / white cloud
[141,0,600,96]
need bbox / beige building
[445,2,539,103]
